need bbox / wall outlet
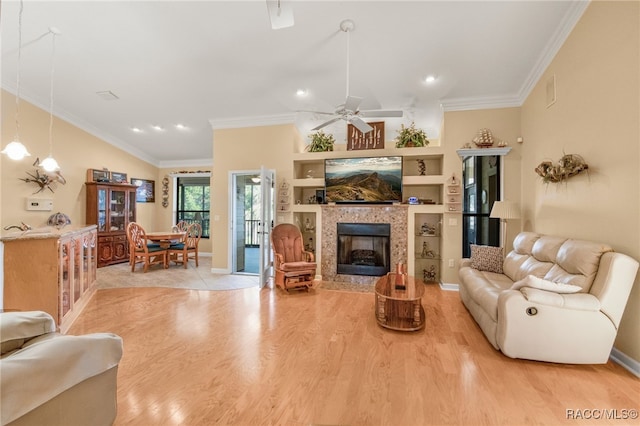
[448,259,455,268]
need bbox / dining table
[146,231,186,249]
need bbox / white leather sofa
[458,232,638,364]
[0,311,123,426]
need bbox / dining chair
[127,222,168,272]
[168,223,202,268]
[172,221,190,233]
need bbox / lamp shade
[1,141,31,160]
[490,201,520,220]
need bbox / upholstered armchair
[1,311,123,426]
[271,223,317,291]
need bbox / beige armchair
[1,311,123,425]
[271,223,317,291]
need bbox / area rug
[96,257,259,291]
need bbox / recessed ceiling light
[131,127,142,133]
[296,88,308,96]
[425,75,436,84]
[152,125,164,131]
[175,123,187,130]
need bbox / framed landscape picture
[131,178,155,203]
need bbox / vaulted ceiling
[0,1,587,166]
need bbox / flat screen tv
[325,156,403,203]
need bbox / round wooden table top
[145,231,185,242]
[374,272,425,301]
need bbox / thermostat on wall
[26,198,53,211]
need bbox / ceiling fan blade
[349,117,373,134]
[360,110,404,118]
[297,109,336,116]
[312,117,342,131]
[344,96,364,112]
[266,0,294,29]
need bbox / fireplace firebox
[336,223,391,276]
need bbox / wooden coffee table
[374,272,425,331]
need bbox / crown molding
[441,0,590,113]
[1,84,161,167]
[209,113,297,130]
[158,158,213,169]
[516,0,590,103]
[440,95,521,112]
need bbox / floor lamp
[489,201,520,255]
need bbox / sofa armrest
[459,258,472,268]
[519,288,601,312]
[497,289,615,363]
[1,332,123,425]
[1,311,56,355]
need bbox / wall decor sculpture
[21,158,66,193]
[535,153,589,183]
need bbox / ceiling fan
[308,19,403,134]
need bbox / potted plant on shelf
[307,130,335,152]
[394,122,429,148]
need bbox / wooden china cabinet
[85,182,137,267]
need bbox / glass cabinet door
[110,189,126,232]
[60,240,72,317]
[73,238,82,303]
[128,189,136,224]
[97,188,107,232]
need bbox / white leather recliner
[458,232,639,364]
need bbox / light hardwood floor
[69,283,640,426]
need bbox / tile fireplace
[321,205,408,284]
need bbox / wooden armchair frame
[126,222,168,272]
[168,223,202,268]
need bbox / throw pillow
[470,244,504,274]
[511,274,582,294]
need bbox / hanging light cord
[14,0,24,140]
[48,30,57,157]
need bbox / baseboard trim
[439,282,459,292]
[211,268,231,274]
[610,347,640,378]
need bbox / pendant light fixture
[40,27,61,172]
[1,0,31,161]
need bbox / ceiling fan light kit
[309,19,403,136]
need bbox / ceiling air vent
[95,90,119,101]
